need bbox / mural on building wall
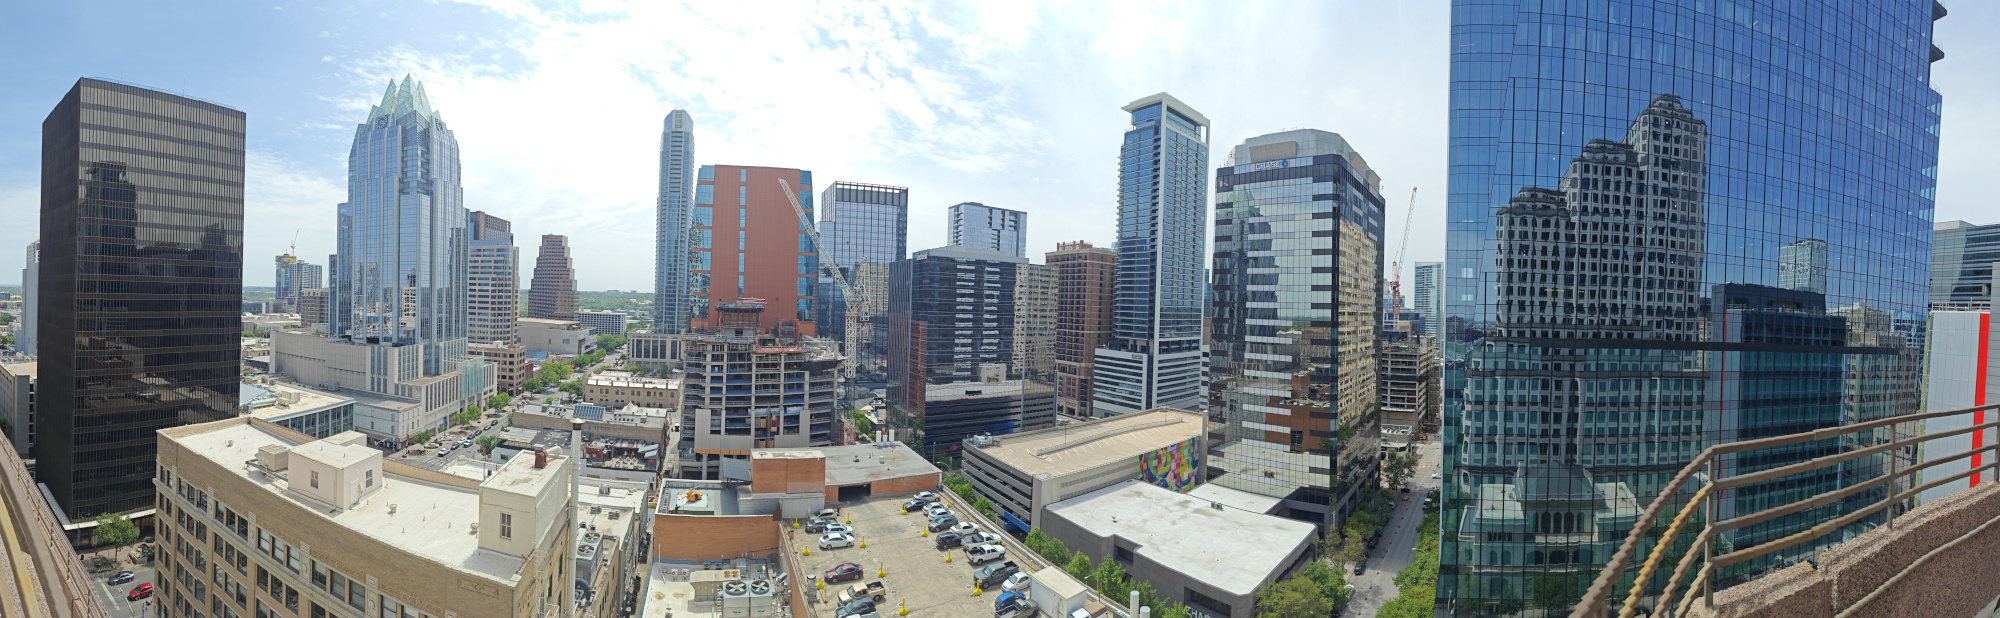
[1138,436,1204,492]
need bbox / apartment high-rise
[332,75,469,376]
[1013,263,1057,379]
[1048,241,1116,417]
[655,109,696,334]
[818,182,908,372]
[298,288,329,331]
[686,165,818,335]
[274,255,323,313]
[947,202,1027,258]
[1091,92,1209,417]
[528,234,579,321]
[37,78,246,519]
[1932,220,1998,309]
[1207,129,1385,533]
[17,241,36,356]
[468,211,519,344]
[1442,2,1941,610]
[1413,261,1442,340]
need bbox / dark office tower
[37,78,245,519]
[655,109,695,334]
[1207,130,1386,534]
[1442,2,1942,611]
[887,245,1028,452]
[818,182,908,373]
[528,234,579,321]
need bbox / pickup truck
[965,543,1007,565]
[994,590,1037,618]
[837,581,886,605]
[973,561,1020,589]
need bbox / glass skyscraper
[1091,92,1209,417]
[1415,261,1444,340]
[1930,219,1997,308]
[332,75,469,376]
[947,202,1027,258]
[1442,3,1941,613]
[1207,130,1386,533]
[819,181,908,373]
[656,109,696,334]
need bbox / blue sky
[1,1,1995,290]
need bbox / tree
[477,435,502,455]
[1530,572,1584,610]
[1064,553,1093,583]
[1297,561,1352,608]
[1093,559,1131,601]
[559,380,583,395]
[94,513,139,547]
[1254,577,1333,618]
[414,429,435,444]
[1383,449,1420,489]
[487,393,512,409]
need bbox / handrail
[1571,402,2000,618]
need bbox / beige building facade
[583,371,679,409]
[1013,262,1057,378]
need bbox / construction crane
[777,178,862,380]
[1388,187,1418,322]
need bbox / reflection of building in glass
[1931,220,1999,309]
[1414,262,1444,340]
[1443,0,1942,606]
[1013,263,1057,378]
[818,182,908,371]
[1207,129,1384,533]
[1779,238,1829,294]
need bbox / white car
[821,523,854,535]
[965,544,1006,564]
[1431,473,1442,479]
[1001,571,1032,592]
[949,522,980,537]
[818,533,856,550]
[964,532,1003,546]
[923,503,951,517]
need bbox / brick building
[685,165,818,335]
[1047,241,1117,417]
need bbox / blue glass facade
[655,109,696,334]
[334,75,469,376]
[818,182,908,373]
[1092,92,1210,416]
[1441,2,1940,612]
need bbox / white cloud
[244,151,346,278]
[0,184,34,284]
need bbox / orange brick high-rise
[686,165,818,336]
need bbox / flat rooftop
[0,361,36,378]
[240,382,351,420]
[964,408,1204,478]
[1044,480,1316,598]
[169,420,567,584]
[1186,482,1284,515]
[811,443,941,488]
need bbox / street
[83,548,156,617]
[1345,439,1442,616]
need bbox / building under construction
[1377,336,1438,450]
[675,302,842,480]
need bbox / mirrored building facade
[818,181,908,373]
[1442,3,1941,613]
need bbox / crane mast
[1389,187,1418,322]
[777,178,862,380]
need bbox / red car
[127,583,154,601]
[824,562,864,583]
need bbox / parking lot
[790,495,1009,617]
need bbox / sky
[0,1,1995,292]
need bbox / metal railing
[1570,403,2000,618]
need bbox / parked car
[933,531,963,550]
[949,522,979,537]
[107,571,135,586]
[805,519,838,534]
[995,590,1037,618]
[914,491,938,502]
[127,583,154,601]
[436,447,450,457]
[972,561,1019,589]
[922,503,951,517]
[963,532,1003,546]
[926,514,958,532]
[834,598,877,618]
[837,581,885,605]
[818,533,856,550]
[1354,560,1367,575]
[965,544,1007,565]
[813,508,840,521]
[824,562,864,583]
[902,497,931,511]
[1001,571,1032,592]
[821,523,854,535]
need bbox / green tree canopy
[1383,449,1420,489]
[1254,576,1333,618]
[93,513,139,546]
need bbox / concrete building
[947,202,1027,258]
[675,303,841,479]
[1040,480,1316,618]
[238,381,358,438]
[686,165,819,335]
[155,418,578,618]
[244,300,272,314]
[528,234,580,321]
[471,341,528,393]
[298,287,329,332]
[1413,261,1442,340]
[1932,220,1998,309]
[269,328,496,445]
[577,309,628,336]
[583,371,680,409]
[1917,310,1999,505]
[38,78,246,519]
[16,241,34,358]
[520,318,598,358]
[1208,129,1386,534]
[627,330,682,368]
[959,408,1205,532]
[469,211,520,345]
[918,375,1056,458]
[1014,262,1057,378]
[274,254,324,313]
[1378,336,1438,450]
[886,245,1026,420]
[1048,241,1117,417]
[0,361,33,459]
[655,109,697,335]
[817,181,908,372]
[1092,93,1209,417]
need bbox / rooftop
[1186,482,1284,515]
[168,420,566,583]
[585,372,678,389]
[0,361,35,378]
[239,382,351,420]
[809,443,940,488]
[963,408,1204,478]
[1044,480,1316,597]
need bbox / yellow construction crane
[777,178,862,379]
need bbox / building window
[738,168,747,182]
[500,513,512,539]
[365,470,374,488]
[309,470,319,489]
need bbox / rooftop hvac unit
[747,579,777,617]
[721,580,752,617]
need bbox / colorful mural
[1138,435,1204,492]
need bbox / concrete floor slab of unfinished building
[789,496,1004,617]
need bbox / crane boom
[777,178,861,380]
[1389,187,1418,320]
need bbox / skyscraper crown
[367,74,440,124]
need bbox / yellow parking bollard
[972,586,982,596]
[802,547,811,556]
[793,520,800,529]
[920,530,927,537]
[878,561,885,578]
[845,516,852,524]
[816,579,825,590]
[859,536,867,549]
[944,552,952,563]
[899,599,908,615]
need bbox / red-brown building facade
[687,165,818,336]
